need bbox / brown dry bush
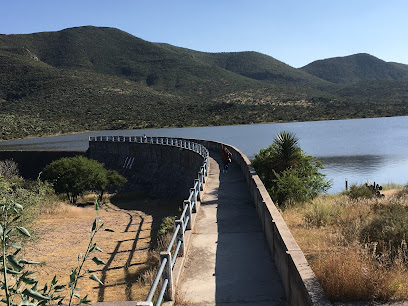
[282,191,408,302]
[313,247,408,301]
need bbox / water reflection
[319,155,408,193]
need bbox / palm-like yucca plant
[253,131,331,206]
[271,131,302,173]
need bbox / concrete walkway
[176,152,286,305]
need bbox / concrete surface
[176,151,287,305]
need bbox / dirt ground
[21,194,178,303]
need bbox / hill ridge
[1,26,408,140]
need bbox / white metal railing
[89,136,209,305]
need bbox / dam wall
[87,140,204,199]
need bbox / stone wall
[87,141,204,199]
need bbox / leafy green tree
[41,156,126,204]
[96,170,127,201]
[253,131,331,206]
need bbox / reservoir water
[1,116,408,193]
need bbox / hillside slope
[301,53,408,84]
[1,26,408,140]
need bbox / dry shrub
[136,232,172,287]
[0,159,19,179]
[314,247,403,301]
[283,192,408,302]
[304,197,343,227]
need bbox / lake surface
[1,116,408,193]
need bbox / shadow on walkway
[177,150,286,305]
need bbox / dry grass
[21,193,179,303]
[281,191,408,302]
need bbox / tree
[41,156,126,204]
[96,170,128,201]
[252,131,331,206]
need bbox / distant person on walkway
[221,144,232,173]
[143,134,147,142]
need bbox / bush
[0,159,19,179]
[158,216,175,237]
[253,131,331,206]
[304,198,343,227]
[345,182,384,200]
[41,156,126,203]
[360,202,408,260]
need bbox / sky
[1,0,408,68]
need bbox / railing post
[175,219,185,256]
[195,179,201,201]
[160,252,174,301]
[190,187,197,213]
[183,200,192,230]
[198,171,203,191]
[201,166,206,184]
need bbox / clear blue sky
[2,0,407,68]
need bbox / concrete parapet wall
[87,141,204,199]
[187,139,330,306]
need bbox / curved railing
[89,136,209,305]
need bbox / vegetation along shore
[2,26,408,140]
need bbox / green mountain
[1,26,408,140]
[300,53,408,84]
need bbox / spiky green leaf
[16,227,31,237]
[14,203,23,210]
[7,255,23,272]
[21,277,37,285]
[11,243,22,249]
[89,274,104,285]
[22,288,50,301]
[51,274,57,286]
[11,215,21,223]
[69,268,77,283]
[42,282,48,293]
[1,267,22,275]
[91,219,97,232]
[19,259,40,265]
[91,257,105,265]
[80,294,92,304]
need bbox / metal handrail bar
[188,191,193,202]
[166,223,181,253]
[183,216,190,232]
[156,278,169,306]
[180,201,189,222]
[172,240,183,268]
[146,257,168,302]
[89,135,209,159]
